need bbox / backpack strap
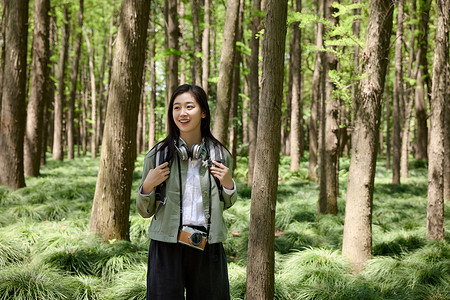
[208,140,224,201]
[154,143,168,219]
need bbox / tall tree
[212,0,240,145]
[246,0,288,298]
[229,0,244,171]
[52,5,70,161]
[289,0,302,172]
[392,0,404,184]
[414,0,431,160]
[319,0,339,215]
[148,14,156,150]
[67,0,84,160]
[342,0,393,272]
[89,0,150,241]
[201,0,211,94]
[191,0,202,86]
[308,0,324,182]
[0,0,29,189]
[83,27,98,159]
[401,1,417,179]
[426,0,448,241]
[24,0,50,176]
[247,0,261,185]
[445,63,450,201]
[167,0,179,107]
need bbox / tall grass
[0,153,448,299]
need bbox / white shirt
[182,158,206,226]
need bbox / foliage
[0,153,448,299]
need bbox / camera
[177,226,207,251]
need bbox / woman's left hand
[210,161,234,190]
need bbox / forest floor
[0,153,449,299]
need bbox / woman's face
[172,92,206,137]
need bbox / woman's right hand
[141,162,171,194]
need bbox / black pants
[147,239,230,300]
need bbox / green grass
[0,153,448,299]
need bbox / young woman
[136,84,237,299]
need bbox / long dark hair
[158,84,224,162]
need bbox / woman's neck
[180,132,202,149]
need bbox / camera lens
[190,233,203,246]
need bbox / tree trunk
[190,0,202,86]
[212,0,240,145]
[342,0,393,273]
[89,0,150,241]
[229,0,244,171]
[392,0,404,184]
[426,0,448,240]
[24,0,50,176]
[52,5,70,161]
[384,82,390,169]
[243,81,249,145]
[81,76,88,156]
[401,7,418,178]
[201,0,210,94]
[414,0,431,160]
[148,16,156,150]
[289,0,302,172]
[0,0,29,189]
[167,0,179,106]
[247,0,261,186]
[445,62,450,201]
[178,1,187,85]
[246,1,287,298]
[83,28,98,159]
[67,0,84,160]
[308,0,323,182]
[319,0,339,215]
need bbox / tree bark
[384,81,390,169]
[426,0,448,240]
[342,0,393,273]
[83,27,98,159]
[201,0,210,94]
[0,0,29,189]
[246,1,287,298]
[89,0,150,241]
[308,0,324,182]
[229,0,244,171]
[190,0,202,86]
[445,62,450,201]
[414,0,431,160]
[24,0,50,176]
[289,0,302,172]
[319,0,339,215]
[148,16,156,150]
[167,0,179,106]
[401,6,418,179]
[52,5,70,161]
[212,0,240,145]
[392,0,404,184]
[67,0,84,160]
[247,0,261,186]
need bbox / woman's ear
[202,111,206,118]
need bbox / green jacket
[136,138,237,244]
